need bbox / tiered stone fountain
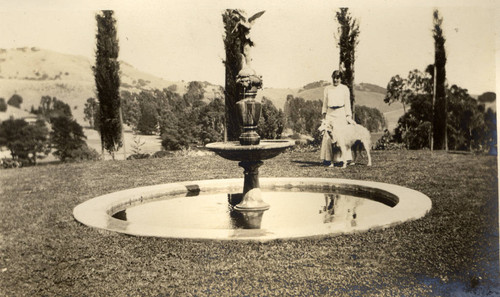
[207,10,293,212]
[205,71,294,212]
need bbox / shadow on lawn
[291,160,323,167]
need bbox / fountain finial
[233,10,264,99]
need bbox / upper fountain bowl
[206,140,295,161]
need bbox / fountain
[72,10,432,241]
[206,10,294,212]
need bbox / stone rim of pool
[73,178,432,241]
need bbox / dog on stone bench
[318,119,372,168]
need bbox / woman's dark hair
[331,70,341,78]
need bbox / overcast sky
[0,0,497,94]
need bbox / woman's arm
[344,86,355,123]
[322,87,328,118]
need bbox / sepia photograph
[0,0,498,295]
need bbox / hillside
[260,82,402,112]
[259,87,300,110]
[0,48,188,123]
[260,81,404,131]
[0,48,403,130]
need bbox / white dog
[319,119,372,168]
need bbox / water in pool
[113,191,393,230]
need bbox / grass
[0,149,498,296]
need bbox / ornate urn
[236,72,263,145]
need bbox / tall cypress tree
[222,10,243,141]
[432,9,447,150]
[336,8,360,115]
[222,10,264,141]
[94,10,122,158]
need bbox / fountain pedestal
[236,160,268,211]
[206,140,294,211]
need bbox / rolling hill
[0,47,188,123]
[0,47,403,130]
[259,82,404,131]
[260,83,403,112]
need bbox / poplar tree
[336,8,360,114]
[432,9,447,150]
[94,10,122,158]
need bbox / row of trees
[385,68,496,151]
[283,94,386,140]
[85,84,388,151]
[84,82,287,150]
[0,96,99,165]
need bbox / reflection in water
[110,191,392,231]
[320,193,338,223]
[112,210,127,220]
[320,193,359,227]
[230,210,265,229]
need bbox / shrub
[374,129,407,151]
[161,131,189,151]
[0,98,7,111]
[374,129,392,150]
[136,101,159,135]
[7,94,23,108]
[66,145,101,162]
[126,153,150,160]
[354,105,386,132]
[50,117,88,162]
[1,158,22,169]
[257,97,285,139]
[152,151,172,158]
[0,118,50,165]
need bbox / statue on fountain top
[231,10,265,97]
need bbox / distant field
[0,79,94,123]
[383,108,405,131]
[85,128,163,160]
[0,126,163,162]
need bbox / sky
[0,0,497,95]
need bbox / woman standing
[320,70,355,166]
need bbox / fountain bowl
[205,140,295,161]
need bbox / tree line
[283,94,386,144]
[83,82,388,152]
[0,95,100,166]
[84,81,287,151]
[385,68,496,152]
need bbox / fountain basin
[73,178,432,241]
[205,140,294,161]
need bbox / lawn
[0,149,498,296]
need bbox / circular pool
[73,178,432,241]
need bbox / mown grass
[0,149,498,296]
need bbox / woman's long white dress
[320,84,352,162]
